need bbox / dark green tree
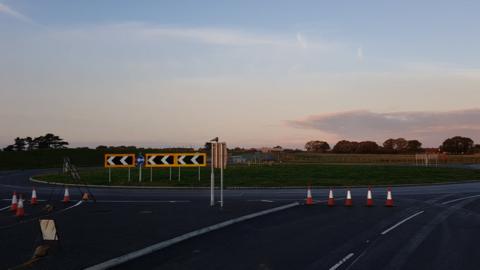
[440,136,474,154]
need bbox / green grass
[35,164,480,187]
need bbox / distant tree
[406,140,423,153]
[3,145,14,151]
[383,138,408,153]
[440,136,474,154]
[474,144,480,154]
[36,133,69,149]
[96,145,108,150]
[272,146,283,151]
[355,141,380,154]
[332,140,359,154]
[25,137,35,151]
[305,140,330,153]
[12,137,26,151]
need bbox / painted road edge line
[441,194,480,205]
[381,210,424,235]
[84,202,300,270]
[329,253,355,270]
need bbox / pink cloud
[287,109,480,146]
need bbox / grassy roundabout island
[34,164,480,188]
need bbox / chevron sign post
[104,154,136,183]
[145,153,206,167]
[104,154,136,168]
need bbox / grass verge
[34,164,480,187]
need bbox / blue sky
[1,1,479,148]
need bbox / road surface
[1,169,480,270]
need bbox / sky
[1,0,480,149]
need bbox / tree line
[2,133,69,151]
[305,136,480,155]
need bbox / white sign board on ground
[39,219,59,241]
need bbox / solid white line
[329,253,355,270]
[57,201,83,214]
[84,202,300,270]
[0,206,10,211]
[381,211,424,235]
[441,194,480,205]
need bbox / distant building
[230,155,247,164]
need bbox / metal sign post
[109,168,111,183]
[150,167,153,182]
[137,154,145,182]
[210,141,215,206]
[178,167,181,182]
[169,167,172,181]
[128,168,131,182]
[220,143,224,208]
[198,166,201,181]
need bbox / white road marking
[381,211,425,235]
[329,253,355,270]
[0,206,10,211]
[84,202,300,270]
[57,201,83,213]
[441,194,480,205]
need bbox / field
[1,149,480,170]
[35,164,480,187]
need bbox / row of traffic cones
[306,187,394,207]
[9,188,91,218]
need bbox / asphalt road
[1,169,480,270]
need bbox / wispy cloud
[296,32,307,49]
[357,47,364,62]
[0,3,31,23]
[287,109,480,145]
[53,22,342,51]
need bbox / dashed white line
[441,194,480,205]
[381,211,424,235]
[329,253,355,270]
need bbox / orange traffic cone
[31,188,38,205]
[10,192,18,212]
[82,192,89,201]
[16,196,25,218]
[327,189,335,207]
[366,188,374,207]
[63,187,70,203]
[306,186,314,205]
[385,188,394,207]
[345,189,353,207]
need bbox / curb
[84,202,300,270]
[29,177,480,190]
